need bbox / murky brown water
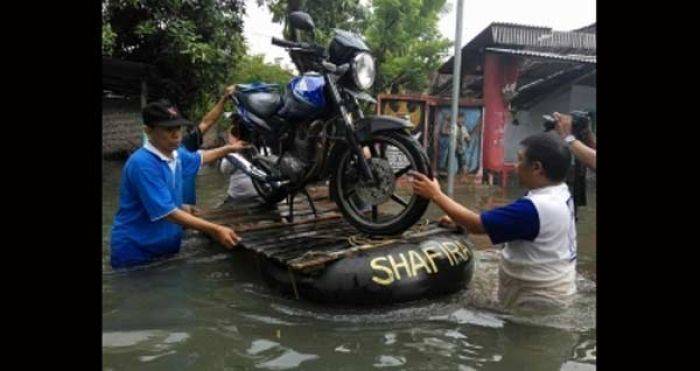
[102,160,596,370]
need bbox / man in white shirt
[219,130,259,205]
[410,132,577,312]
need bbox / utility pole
[447,0,464,197]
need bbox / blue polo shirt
[179,146,200,205]
[110,142,201,268]
[180,127,203,205]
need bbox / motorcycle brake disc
[353,158,396,206]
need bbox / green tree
[102,23,117,56]
[102,0,247,117]
[365,0,451,94]
[229,54,294,86]
[258,0,450,95]
[258,0,369,47]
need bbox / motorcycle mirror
[289,11,315,32]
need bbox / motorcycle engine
[279,152,307,184]
[278,120,324,184]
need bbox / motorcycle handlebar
[271,37,299,48]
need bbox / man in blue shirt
[179,85,239,207]
[110,100,248,269]
[410,133,577,312]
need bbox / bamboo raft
[194,190,459,272]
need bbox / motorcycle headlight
[352,52,375,90]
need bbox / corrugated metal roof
[438,22,596,74]
[509,64,596,108]
[491,23,550,47]
[489,24,596,51]
[484,47,596,64]
[574,23,596,34]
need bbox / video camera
[542,110,595,219]
[542,110,593,140]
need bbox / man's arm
[409,171,486,234]
[433,191,486,233]
[582,130,596,149]
[198,85,236,134]
[166,209,240,248]
[554,112,597,171]
[199,137,248,165]
[569,139,597,170]
[219,131,244,175]
[181,204,199,216]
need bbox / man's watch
[564,134,577,145]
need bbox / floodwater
[102,160,596,370]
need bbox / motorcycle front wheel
[330,131,431,236]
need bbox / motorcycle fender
[353,116,433,179]
[354,115,412,143]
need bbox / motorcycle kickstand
[301,187,318,219]
[286,192,295,223]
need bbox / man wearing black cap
[109,100,248,269]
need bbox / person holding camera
[553,112,596,171]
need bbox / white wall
[569,85,596,112]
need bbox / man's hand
[438,214,455,227]
[223,85,236,100]
[211,225,241,249]
[227,134,250,152]
[438,214,467,232]
[408,171,485,234]
[362,146,372,159]
[201,138,250,165]
[409,170,443,201]
[553,112,573,138]
[200,85,237,133]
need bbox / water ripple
[373,355,406,368]
[255,349,319,370]
[430,308,505,328]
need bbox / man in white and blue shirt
[411,132,577,311]
[110,100,248,269]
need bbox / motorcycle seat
[235,83,282,118]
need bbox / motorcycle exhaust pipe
[225,153,289,188]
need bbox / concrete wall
[502,84,595,163]
[102,96,143,159]
[569,85,596,112]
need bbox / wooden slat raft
[195,189,459,272]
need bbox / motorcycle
[224,11,431,235]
